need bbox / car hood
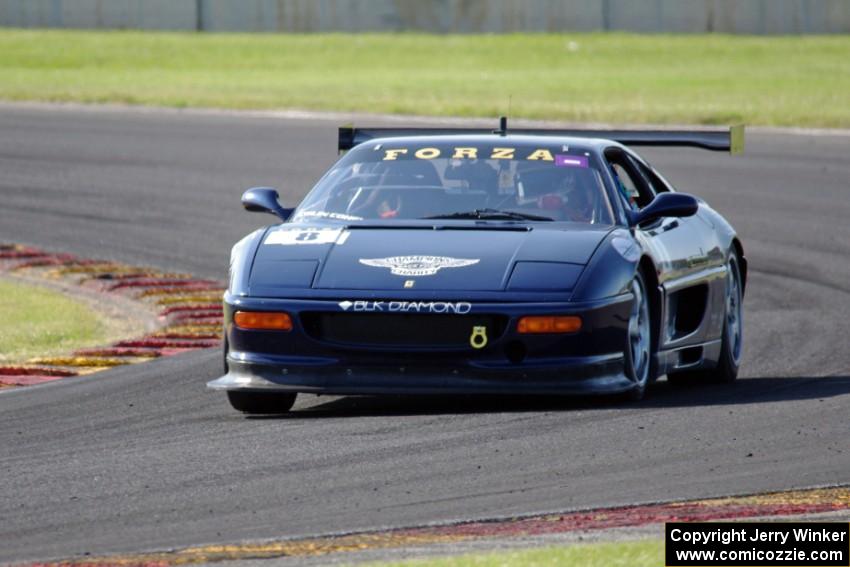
[248,223,613,296]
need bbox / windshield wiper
[422,208,553,221]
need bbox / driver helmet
[516,164,594,221]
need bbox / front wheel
[624,272,654,400]
[227,391,297,415]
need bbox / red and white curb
[14,486,850,566]
[0,243,224,388]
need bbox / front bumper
[208,352,630,395]
[207,293,635,396]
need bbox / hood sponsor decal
[338,300,472,314]
[265,228,347,246]
[359,255,479,277]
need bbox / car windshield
[292,140,615,224]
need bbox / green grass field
[373,539,662,567]
[1,29,848,127]
[0,278,108,364]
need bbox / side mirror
[241,187,293,222]
[629,192,699,227]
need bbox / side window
[610,162,641,208]
[605,149,653,210]
[629,155,670,195]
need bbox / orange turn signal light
[233,311,293,331]
[517,315,582,334]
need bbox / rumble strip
[17,486,850,566]
[0,243,224,388]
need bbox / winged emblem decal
[359,255,480,277]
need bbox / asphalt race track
[1,105,848,563]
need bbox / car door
[605,148,701,284]
[605,147,709,350]
[629,153,723,272]
[625,150,729,349]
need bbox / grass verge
[371,539,662,567]
[1,29,849,127]
[0,278,109,364]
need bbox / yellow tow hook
[470,326,488,349]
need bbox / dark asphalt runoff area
[0,105,848,563]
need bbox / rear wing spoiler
[338,118,744,155]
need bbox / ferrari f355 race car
[208,119,746,414]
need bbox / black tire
[222,336,229,373]
[227,391,297,415]
[668,250,743,385]
[623,271,655,401]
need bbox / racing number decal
[265,228,344,246]
[470,326,488,349]
[295,232,319,242]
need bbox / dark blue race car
[208,120,746,414]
